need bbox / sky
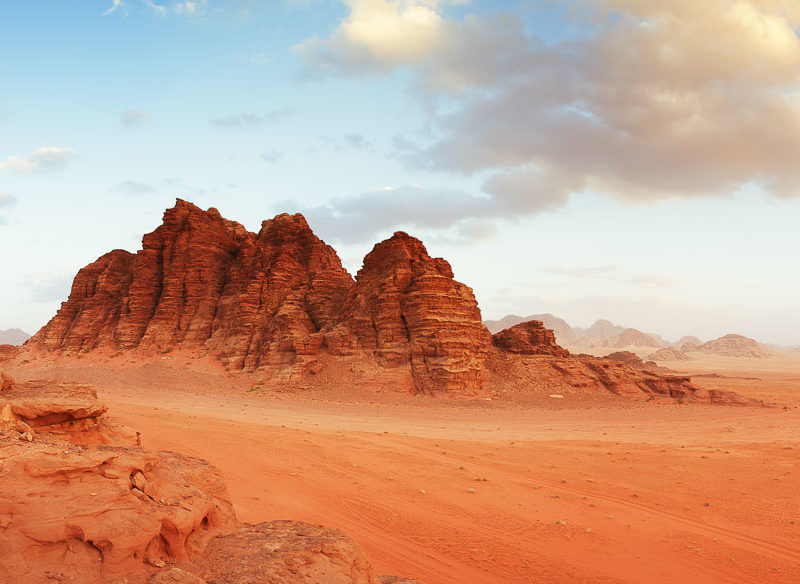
[1,0,799,345]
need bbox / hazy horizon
[2,1,799,345]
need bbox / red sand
[9,352,800,584]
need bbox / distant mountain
[612,328,665,348]
[648,347,690,361]
[0,328,30,346]
[674,335,702,348]
[483,313,577,344]
[573,319,627,340]
[695,334,770,358]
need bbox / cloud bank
[297,0,800,237]
[0,147,77,174]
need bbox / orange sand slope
[10,353,800,584]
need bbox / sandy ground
[8,352,800,584]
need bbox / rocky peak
[492,320,569,357]
[31,202,492,394]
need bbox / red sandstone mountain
[28,200,752,403]
[30,200,490,394]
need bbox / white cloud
[121,108,148,127]
[141,0,167,16]
[261,150,283,163]
[114,180,157,195]
[210,109,294,128]
[0,190,16,207]
[102,0,126,16]
[0,147,77,174]
[299,0,800,213]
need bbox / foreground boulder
[193,521,377,584]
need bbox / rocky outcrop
[489,351,751,403]
[31,201,489,394]
[697,334,770,358]
[0,381,236,583]
[0,380,137,445]
[0,345,18,362]
[604,351,649,368]
[484,313,577,345]
[0,381,412,584]
[194,521,378,584]
[680,341,701,352]
[0,369,14,392]
[492,320,569,356]
[323,232,491,394]
[648,347,690,361]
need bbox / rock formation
[30,201,488,394]
[696,334,770,358]
[604,351,650,368]
[0,380,415,584]
[193,521,378,584]
[648,347,690,361]
[484,313,577,345]
[323,232,491,393]
[492,320,569,356]
[680,341,701,352]
[1,368,14,392]
[0,345,17,363]
[488,321,723,402]
[612,328,664,348]
[674,335,702,349]
[25,200,755,404]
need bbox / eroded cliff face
[323,232,492,394]
[29,201,489,394]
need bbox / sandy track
[98,387,800,584]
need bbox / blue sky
[1,0,799,345]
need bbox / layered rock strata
[31,201,487,393]
[647,347,690,361]
[492,320,569,357]
[323,232,491,393]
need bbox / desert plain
[5,347,798,584]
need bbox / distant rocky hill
[690,334,771,358]
[674,335,702,348]
[485,315,665,349]
[613,328,665,348]
[573,319,627,340]
[648,347,690,361]
[0,328,30,346]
